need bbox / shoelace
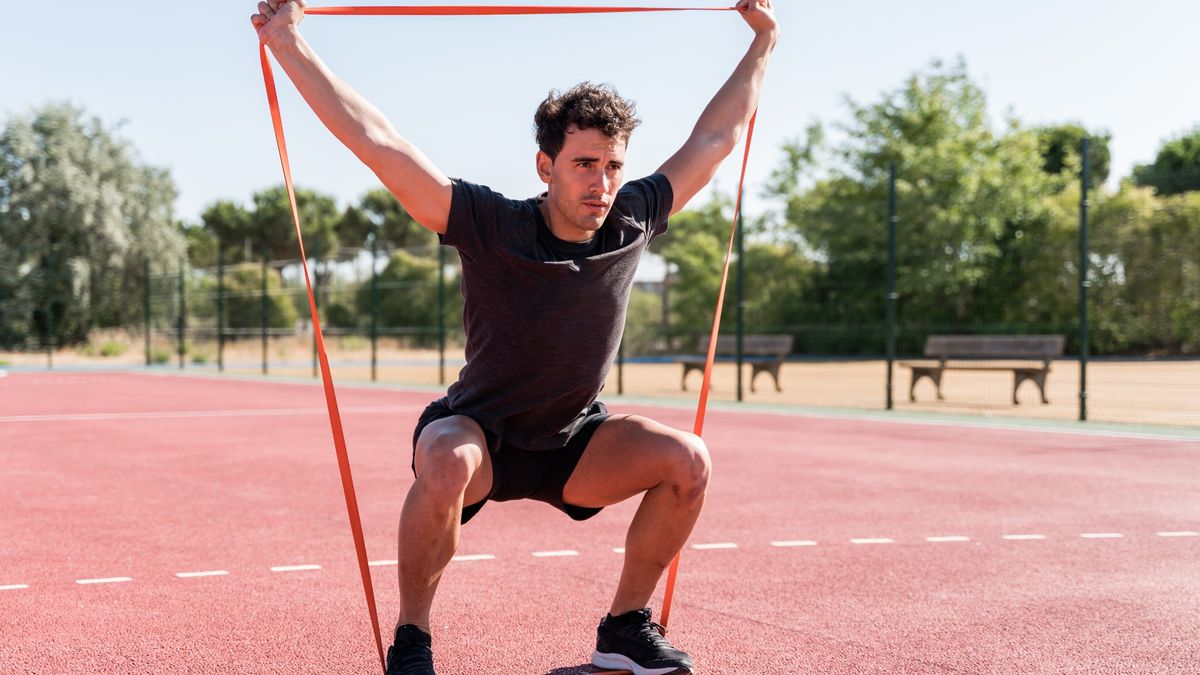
[635,619,673,647]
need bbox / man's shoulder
[451,178,537,220]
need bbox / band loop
[257,5,753,671]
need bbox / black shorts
[411,398,610,524]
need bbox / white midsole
[591,650,688,675]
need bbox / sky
[2,1,1200,228]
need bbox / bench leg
[681,363,713,392]
[1012,370,1050,404]
[910,368,943,402]
[749,364,783,394]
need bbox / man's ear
[535,150,553,185]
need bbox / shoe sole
[591,650,692,675]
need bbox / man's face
[536,124,627,242]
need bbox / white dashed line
[368,560,398,567]
[175,570,228,578]
[270,565,321,573]
[76,577,133,585]
[851,538,895,545]
[1156,531,1199,538]
[1080,533,1124,539]
[771,540,818,547]
[1002,534,1047,541]
[451,554,495,562]
[926,536,971,543]
[532,550,579,558]
[693,543,738,550]
[1,584,29,591]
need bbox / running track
[1,371,1197,674]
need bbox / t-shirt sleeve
[616,173,674,242]
[442,178,509,258]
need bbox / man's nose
[590,168,608,193]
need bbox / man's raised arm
[252,0,452,233]
[656,0,778,216]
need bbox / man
[251,1,778,673]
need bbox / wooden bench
[679,334,793,393]
[902,335,1066,404]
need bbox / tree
[250,185,341,263]
[1133,125,1200,196]
[199,200,253,264]
[1034,123,1111,190]
[765,60,1064,354]
[357,249,462,346]
[338,187,435,253]
[651,192,734,345]
[0,102,183,347]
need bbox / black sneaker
[591,608,694,675]
[385,624,435,675]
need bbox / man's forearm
[691,30,778,151]
[267,28,402,166]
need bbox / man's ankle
[394,622,431,639]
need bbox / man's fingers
[257,1,274,19]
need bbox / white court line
[0,405,418,424]
[693,543,738,550]
[851,538,895,545]
[1080,533,1124,539]
[1002,534,1047,541]
[1,584,29,591]
[771,540,818,547]
[369,560,398,567]
[452,554,496,562]
[926,536,971,543]
[612,548,626,554]
[532,550,579,558]
[76,577,133,585]
[1157,531,1199,537]
[175,570,228,578]
[270,565,321,573]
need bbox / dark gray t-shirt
[440,173,673,451]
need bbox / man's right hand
[251,0,307,49]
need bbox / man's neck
[537,196,595,243]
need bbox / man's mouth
[584,201,608,215]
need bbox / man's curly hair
[534,82,642,160]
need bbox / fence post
[217,247,225,372]
[1078,138,1091,422]
[370,232,379,382]
[43,249,53,370]
[886,161,898,410]
[438,243,447,386]
[311,254,319,379]
[143,257,151,367]
[177,261,186,370]
[735,205,745,402]
[260,234,268,376]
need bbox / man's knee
[414,422,485,496]
[666,431,711,503]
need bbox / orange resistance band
[258,4,753,672]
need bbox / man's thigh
[561,414,708,509]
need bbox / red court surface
[2,371,1198,674]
